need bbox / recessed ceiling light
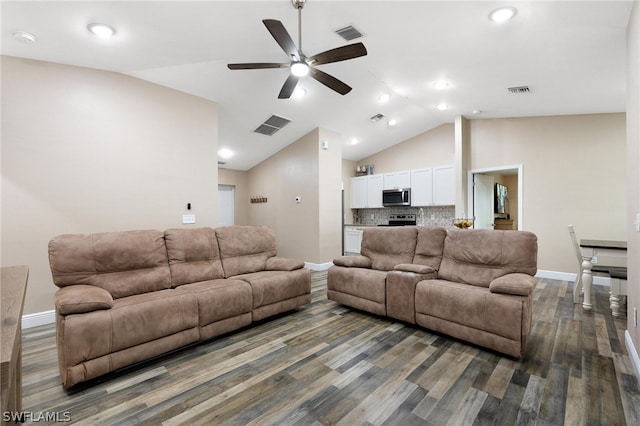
[87,23,116,38]
[218,148,234,159]
[489,7,517,23]
[378,93,391,103]
[433,80,451,90]
[388,119,398,127]
[13,31,36,43]
[350,138,359,145]
[472,110,482,115]
[292,87,306,99]
[436,103,449,111]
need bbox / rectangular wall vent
[254,114,291,136]
[370,113,385,122]
[507,86,530,94]
[335,25,364,41]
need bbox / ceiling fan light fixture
[291,61,309,77]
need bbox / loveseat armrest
[489,273,536,296]
[332,256,372,268]
[55,285,114,315]
[265,257,305,271]
[394,263,436,274]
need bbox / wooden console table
[1,266,29,425]
[579,240,626,312]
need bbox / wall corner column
[454,116,471,218]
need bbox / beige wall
[626,0,640,369]
[1,56,219,315]
[247,128,342,264]
[218,168,250,225]
[468,113,627,274]
[358,123,455,173]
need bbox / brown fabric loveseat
[48,225,310,388]
[328,226,538,358]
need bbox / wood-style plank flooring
[19,272,640,425]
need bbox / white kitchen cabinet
[433,165,455,205]
[344,227,364,254]
[410,168,433,206]
[351,176,368,209]
[367,174,384,208]
[383,170,411,190]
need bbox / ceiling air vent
[253,114,291,136]
[507,85,530,94]
[218,161,226,165]
[335,25,364,41]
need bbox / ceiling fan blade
[309,68,352,95]
[278,74,299,99]
[263,19,299,59]
[227,63,289,70]
[307,42,367,66]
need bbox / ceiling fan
[227,0,367,99]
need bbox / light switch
[182,214,196,224]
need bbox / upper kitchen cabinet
[351,176,368,208]
[433,166,455,205]
[367,174,384,208]
[351,174,383,208]
[383,171,411,190]
[410,168,434,206]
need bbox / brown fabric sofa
[48,225,310,388]
[328,226,538,358]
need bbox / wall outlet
[182,214,196,224]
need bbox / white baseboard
[625,331,640,387]
[304,261,333,271]
[535,269,611,286]
[22,310,55,329]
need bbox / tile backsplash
[352,206,456,227]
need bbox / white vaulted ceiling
[1,1,633,170]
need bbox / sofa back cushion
[164,227,225,286]
[438,229,538,287]
[413,227,447,270]
[48,230,171,298]
[361,227,418,271]
[215,225,277,277]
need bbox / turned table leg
[582,259,593,311]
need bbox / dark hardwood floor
[19,272,640,425]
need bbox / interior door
[473,174,494,229]
[218,185,235,226]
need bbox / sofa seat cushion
[178,279,252,326]
[164,227,225,286]
[415,279,525,341]
[327,266,387,304]
[232,268,311,309]
[59,288,198,367]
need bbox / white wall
[1,56,219,315]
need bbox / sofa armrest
[394,263,436,274]
[265,257,305,271]
[332,256,372,268]
[489,273,536,296]
[55,285,114,315]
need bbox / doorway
[218,185,235,226]
[467,165,523,230]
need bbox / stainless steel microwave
[382,188,411,207]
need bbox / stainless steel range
[378,214,417,226]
